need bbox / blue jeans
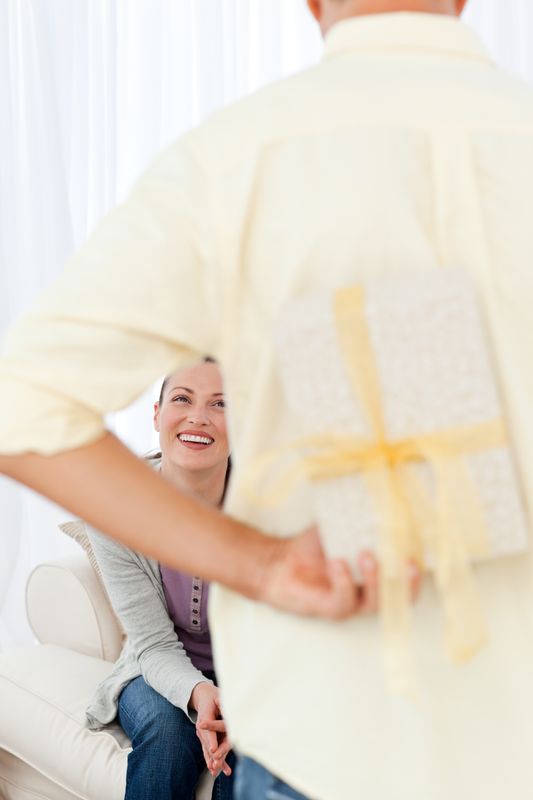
[234,757,310,800]
[118,674,235,800]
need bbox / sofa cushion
[0,749,78,800]
[0,644,128,800]
[0,644,215,800]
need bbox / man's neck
[320,1,460,36]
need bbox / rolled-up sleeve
[0,134,219,454]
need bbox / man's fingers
[356,553,422,614]
[323,558,358,619]
[275,527,422,620]
[408,561,422,602]
[357,551,379,614]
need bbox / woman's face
[154,361,228,472]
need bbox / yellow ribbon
[244,285,506,691]
[333,285,501,688]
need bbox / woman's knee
[119,678,195,748]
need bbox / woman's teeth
[178,434,214,445]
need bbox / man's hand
[189,682,232,778]
[257,527,421,619]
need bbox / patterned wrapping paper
[273,270,529,580]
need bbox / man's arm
[0,431,364,618]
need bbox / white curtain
[0,0,531,650]
[0,0,321,650]
[463,0,533,83]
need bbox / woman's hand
[189,682,232,777]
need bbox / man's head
[307,0,468,35]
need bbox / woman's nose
[187,407,209,425]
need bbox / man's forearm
[1,433,364,620]
[0,432,279,599]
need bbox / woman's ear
[153,402,161,433]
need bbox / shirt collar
[323,12,492,66]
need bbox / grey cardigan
[85,527,212,730]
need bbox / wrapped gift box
[274,270,529,578]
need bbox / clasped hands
[190,682,232,778]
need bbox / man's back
[198,13,533,800]
[2,9,532,800]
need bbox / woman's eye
[213,400,225,408]
[172,395,190,404]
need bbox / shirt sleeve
[88,528,212,719]
[0,133,219,455]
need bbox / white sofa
[0,552,214,800]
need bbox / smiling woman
[85,358,235,800]
[153,358,229,504]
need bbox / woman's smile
[153,360,228,475]
[177,430,215,449]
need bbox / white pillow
[58,519,105,586]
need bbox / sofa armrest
[26,554,123,662]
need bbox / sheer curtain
[0,0,321,650]
[0,0,531,650]
[463,0,533,83]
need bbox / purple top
[159,565,213,673]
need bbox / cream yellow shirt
[3,13,533,799]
